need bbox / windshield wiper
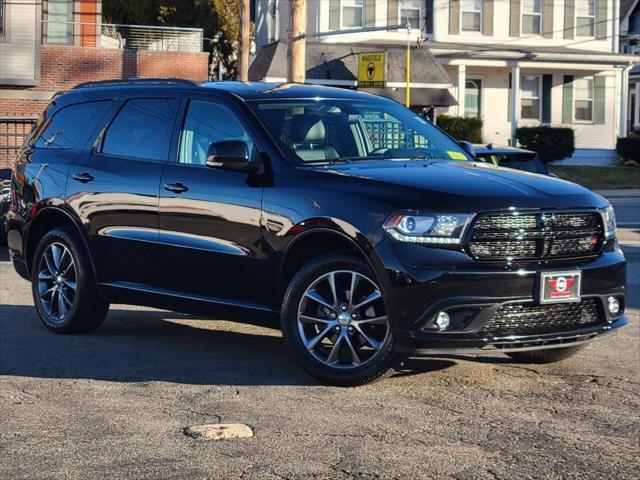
[335,154,433,162]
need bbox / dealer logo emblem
[555,276,568,292]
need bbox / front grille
[479,299,603,337]
[468,211,604,261]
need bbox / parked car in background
[5,80,627,386]
[0,169,12,245]
[473,145,554,176]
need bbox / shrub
[516,126,575,163]
[436,115,483,143]
[616,135,640,166]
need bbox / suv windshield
[248,99,472,164]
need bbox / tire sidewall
[281,254,395,386]
[31,228,88,332]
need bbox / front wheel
[281,254,396,386]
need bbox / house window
[521,75,541,120]
[576,0,595,37]
[46,0,74,44]
[342,0,363,29]
[574,77,594,122]
[461,0,483,32]
[0,0,4,35]
[267,0,278,42]
[465,79,482,118]
[401,0,422,30]
[522,0,542,35]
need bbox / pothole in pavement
[183,423,254,441]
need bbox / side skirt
[99,281,280,328]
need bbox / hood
[307,160,607,212]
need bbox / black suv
[6,80,627,386]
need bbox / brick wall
[1,46,209,118]
[0,45,209,167]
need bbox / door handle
[72,172,94,183]
[163,182,189,194]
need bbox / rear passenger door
[66,96,180,287]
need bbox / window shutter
[542,74,552,124]
[562,75,574,124]
[542,0,554,38]
[594,76,606,124]
[508,72,513,122]
[483,0,494,36]
[510,0,521,37]
[388,0,399,27]
[365,0,375,27]
[564,0,575,39]
[449,0,460,35]
[596,0,607,40]
[425,0,434,33]
[329,0,340,30]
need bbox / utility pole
[288,0,306,83]
[237,0,250,82]
[405,22,411,107]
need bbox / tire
[281,253,396,386]
[31,227,109,333]
[507,345,585,364]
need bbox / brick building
[0,0,209,168]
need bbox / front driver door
[156,96,266,307]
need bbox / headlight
[383,213,474,244]
[601,204,616,239]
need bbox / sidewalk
[595,189,640,198]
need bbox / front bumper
[396,314,628,355]
[375,237,627,354]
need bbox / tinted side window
[178,100,252,165]
[34,101,112,150]
[102,98,179,161]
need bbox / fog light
[607,297,621,315]
[435,311,450,330]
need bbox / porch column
[635,82,640,129]
[457,64,466,117]
[511,64,521,146]
[620,66,630,138]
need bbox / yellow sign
[358,52,385,88]
[447,151,468,160]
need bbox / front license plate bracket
[539,271,582,304]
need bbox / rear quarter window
[33,100,113,150]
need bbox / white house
[620,0,639,131]
[252,0,639,163]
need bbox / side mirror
[206,141,258,173]
[458,141,476,157]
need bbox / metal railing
[43,21,204,52]
[0,118,38,167]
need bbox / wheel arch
[278,225,387,304]
[24,205,96,278]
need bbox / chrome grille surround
[468,211,604,261]
[479,298,603,337]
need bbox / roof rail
[72,78,199,90]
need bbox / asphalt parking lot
[1,194,638,479]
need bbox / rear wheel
[31,227,109,333]
[281,254,395,386]
[507,345,585,364]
